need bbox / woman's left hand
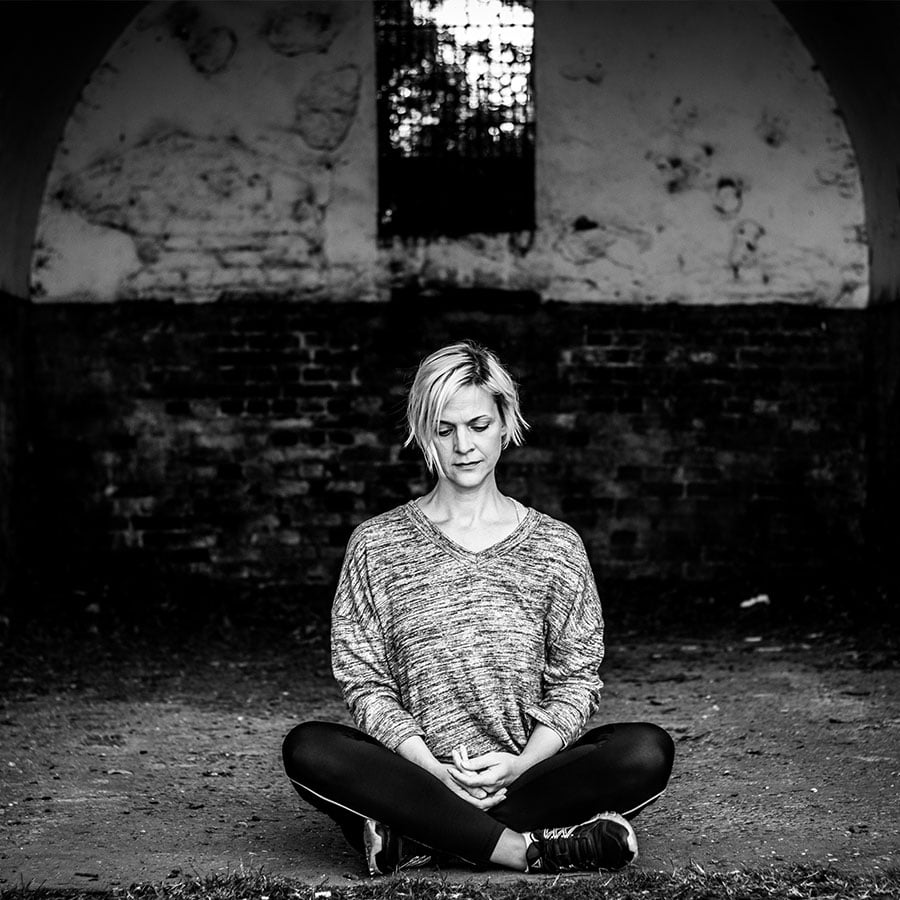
[448,748,525,794]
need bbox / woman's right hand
[396,735,506,810]
[397,735,506,809]
[437,765,507,810]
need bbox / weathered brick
[22,300,868,612]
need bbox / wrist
[510,752,531,779]
[396,735,440,773]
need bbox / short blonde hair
[405,341,528,475]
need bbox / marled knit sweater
[330,500,605,761]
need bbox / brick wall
[0,295,27,612]
[23,298,866,622]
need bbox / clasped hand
[441,746,522,810]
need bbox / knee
[628,723,675,788]
[282,720,338,781]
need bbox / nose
[454,427,474,454]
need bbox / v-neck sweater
[330,501,605,759]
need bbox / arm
[330,529,424,750]
[524,551,604,748]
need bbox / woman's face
[432,384,506,488]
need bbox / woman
[282,341,674,875]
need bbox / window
[375,0,535,238]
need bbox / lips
[454,460,480,468]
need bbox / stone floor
[1,630,898,889]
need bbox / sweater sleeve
[525,551,604,747]
[330,527,426,751]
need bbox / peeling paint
[755,110,788,148]
[559,60,605,85]
[815,158,863,200]
[646,142,716,196]
[714,177,743,217]
[728,219,766,280]
[187,27,237,75]
[556,220,654,269]
[166,2,237,75]
[293,65,360,151]
[33,0,377,303]
[536,0,867,305]
[264,5,340,56]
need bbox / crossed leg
[282,720,674,865]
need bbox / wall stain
[293,65,360,151]
[755,110,787,148]
[265,5,339,56]
[714,177,743,217]
[728,219,765,280]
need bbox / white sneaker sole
[363,817,384,876]
[594,811,639,864]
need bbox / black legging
[282,721,674,864]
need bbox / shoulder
[530,510,588,552]
[525,509,592,573]
[345,503,416,554]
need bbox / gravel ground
[1,626,898,889]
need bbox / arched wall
[31,0,867,306]
[0,2,144,298]
[777,1,900,303]
[3,3,898,305]
[1,0,898,617]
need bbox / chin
[449,466,495,487]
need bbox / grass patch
[3,866,899,900]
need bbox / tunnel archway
[1,2,897,304]
[0,1,146,298]
[1,1,898,609]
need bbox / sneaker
[525,811,638,873]
[363,818,433,876]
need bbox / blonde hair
[405,341,528,475]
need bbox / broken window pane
[375,0,535,238]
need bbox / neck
[422,475,505,523]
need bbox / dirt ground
[1,625,898,890]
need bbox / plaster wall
[32,0,378,303]
[32,0,867,307]
[534,0,866,305]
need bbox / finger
[476,788,507,810]
[451,748,468,772]
[458,789,503,810]
[448,767,498,789]
[465,751,501,770]
[452,780,488,800]
[447,766,483,787]
[448,781,492,808]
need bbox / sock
[523,832,540,871]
